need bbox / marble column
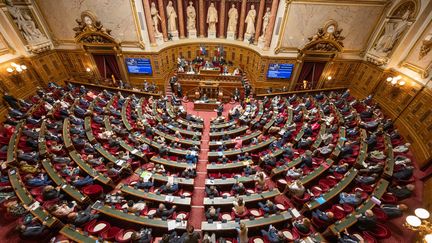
[142,0,156,46]
[219,0,226,38]
[263,0,279,50]
[237,0,247,41]
[199,0,205,37]
[177,0,185,38]
[254,0,266,45]
[157,0,168,41]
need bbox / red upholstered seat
[82,184,103,199]
[250,236,268,243]
[219,212,233,221]
[173,211,189,220]
[292,193,311,206]
[363,232,378,243]
[366,223,391,239]
[231,208,249,219]
[311,216,329,231]
[101,226,121,241]
[372,207,388,221]
[115,229,136,243]
[281,229,299,241]
[381,193,398,204]
[292,225,310,237]
[84,219,110,235]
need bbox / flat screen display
[267,63,294,79]
[126,58,152,74]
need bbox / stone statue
[207,3,218,33]
[5,0,45,42]
[227,4,238,33]
[374,10,411,55]
[261,7,271,38]
[166,1,178,33]
[150,2,162,35]
[186,1,196,31]
[245,5,256,35]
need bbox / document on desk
[167,220,177,231]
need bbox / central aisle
[183,102,235,230]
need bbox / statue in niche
[227,4,238,33]
[374,10,412,55]
[261,7,271,38]
[186,1,196,31]
[207,3,218,33]
[166,1,178,33]
[245,5,256,35]
[150,2,162,35]
[5,0,45,42]
[419,33,432,60]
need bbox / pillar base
[169,31,179,40]
[208,31,217,39]
[244,33,253,44]
[258,36,266,49]
[188,30,197,39]
[155,33,164,45]
[226,31,236,40]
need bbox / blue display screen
[126,58,152,74]
[267,63,294,79]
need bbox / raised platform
[194,100,220,111]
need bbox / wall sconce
[386,75,405,87]
[6,62,27,75]
[327,76,332,80]
[404,208,432,242]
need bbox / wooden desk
[7,122,23,163]
[121,99,133,131]
[199,68,221,75]
[209,131,261,149]
[120,184,191,206]
[135,168,194,186]
[83,117,96,145]
[203,189,280,206]
[208,137,275,160]
[194,101,220,111]
[207,160,253,171]
[205,175,254,186]
[209,126,248,139]
[94,204,187,230]
[271,157,302,177]
[305,168,358,211]
[38,121,48,157]
[383,135,395,179]
[201,210,293,231]
[151,156,191,170]
[327,179,389,235]
[69,151,114,186]
[60,225,98,243]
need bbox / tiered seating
[0,82,416,242]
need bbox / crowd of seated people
[0,80,418,242]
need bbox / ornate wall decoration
[298,20,344,58]
[366,0,417,66]
[73,11,116,46]
[3,0,52,54]
[0,32,15,56]
[419,33,432,60]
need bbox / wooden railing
[255,87,347,97]
[68,80,162,97]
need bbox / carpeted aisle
[184,101,235,230]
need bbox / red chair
[311,216,329,231]
[372,207,388,221]
[292,193,311,206]
[84,220,110,235]
[250,208,263,217]
[381,193,398,204]
[363,232,378,243]
[281,229,299,241]
[232,208,249,219]
[366,223,391,239]
[101,226,121,241]
[292,225,310,237]
[82,184,103,199]
[179,190,193,197]
[219,212,233,221]
[115,229,136,243]
[173,212,189,220]
[249,236,268,243]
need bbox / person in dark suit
[156,203,176,218]
[205,206,220,221]
[312,209,334,223]
[232,182,246,195]
[388,184,415,200]
[258,200,278,214]
[205,185,219,197]
[3,92,20,109]
[260,225,287,243]
[180,225,200,243]
[393,166,414,180]
[355,210,376,231]
[67,206,99,226]
[380,203,407,218]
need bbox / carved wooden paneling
[322,61,359,88]
[30,51,68,85]
[349,62,383,98]
[396,84,432,168]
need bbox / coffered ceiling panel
[35,0,139,43]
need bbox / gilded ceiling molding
[297,19,345,59]
[419,34,432,60]
[0,32,15,56]
[129,0,145,50]
[73,11,118,48]
[274,0,293,54]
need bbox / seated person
[254,172,266,191]
[205,185,219,197]
[232,197,247,215]
[159,180,179,194]
[380,203,407,218]
[156,203,176,218]
[180,225,201,243]
[312,209,334,223]
[329,163,349,174]
[135,177,154,189]
[293,218,311,235]
[152,164,166,174]
[300,151,313,168]
[17,219,47,238]
[260,225,287,243]
[105,192,125,204]
[258,200,278,214]
[71,175,94,187]
[42,185,62,201]
[25,174,51,187]
[388,184,415,200]
[185,151,197,164]
[355,209,376,231]
[67,206,99,226]
[355,173,378,185]
[232,182,246,195]
[393,165,414,180]
[49,202,76,218]
[288,180,305,198]
[122,200,146,213]
[131,228,153,243]
[181,167,197,178]
[339,192,362,206]
[337,229,361,243]
[205,206,220,221]
[287,168,303,179]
